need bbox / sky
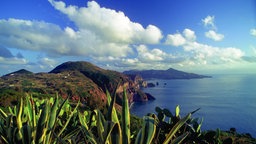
[0,0,256,75]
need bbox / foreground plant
[0,89,204,144]
[77,88,202,144]
[0,94,79,144]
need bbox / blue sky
[0,0,256,75]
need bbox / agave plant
[0,89,205,144]
[154,105,204,144]
[78,89,129,144]
[78,88,202,144]
[0,94,80,144]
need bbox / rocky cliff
[0,61,153,109]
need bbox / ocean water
[130,74,256,137]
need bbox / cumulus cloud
[0,0,163,60]
[165,29,196,46]
[205,30,224,41]
[183,29,196,41]
[202,15,216,29]
[184,42,244,64]
[250,28,256,36]
[93,44,187,71]
[48,0,163,44]
[165,28,244,66]
[202,16,224,41]
[165,33,186,46]
[136,45,166,62]
[0,18,132,57]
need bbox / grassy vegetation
[0,90,255,144]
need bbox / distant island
[123,68,211,80]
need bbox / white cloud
[202,15,216,29]
[250,28,256,36]
[0,0,163,60]
[165,28,244,67]
[136,45,166,62]
[165,33,186,46]
[48,0,163,44]
[0,18,133,58]
[183,29,196,41]
[183,41,244,64]
[0,56,28,65]
[205,30,224,41]
[165,29,196,47]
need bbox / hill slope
[123,68,211,79]
[50,61,131,93]
[0,61,150,108]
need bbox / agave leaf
[103,121,115,144]
[47,95,59,130]
[57,100,80,137]
[171,131,189,144]
[95,110,105,142]
[79,111,98,143]
[140,116,157,144]
[0,135,7,144]
[79,121,97,144]
[122,88,130,144]
[190,108,201,114]
[106,90,119,124]
[16,98,23,141]
[89,110,97,128]
[163,108,173,118]
[155,106,162,113]
[22,123,32,144]
[55,97,68,118]
[110,122,122,144]
[61,127,80,142]
[157,112,165,122]
[25,96,32,122]
[78,112,89,130]
[8,105,15,115]
[196,118,204,133]
[175,105,180,118]
[45,95,59,144]
[35,100,50,144]
[134,129,142,144]
[163,113,191,144]
[0,109,7,120]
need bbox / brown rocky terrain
[0,61,152,109]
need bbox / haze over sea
[130,74,256,137]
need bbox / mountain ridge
[123,68,211,79]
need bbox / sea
[130,74,256,137]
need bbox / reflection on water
[130,74,256,137]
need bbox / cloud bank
[165,29,244,65]
[0,1,255,75]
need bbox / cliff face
[0,61,151,109]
